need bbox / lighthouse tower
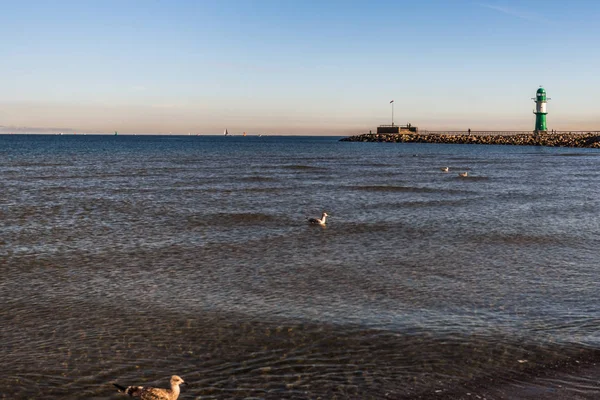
[532,86,550,134]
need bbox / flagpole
[390,100,394,126]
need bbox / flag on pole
[390,100,394,103]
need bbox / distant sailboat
[224,129,229,136]
[114,131,118,136]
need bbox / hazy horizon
[2,1,600,135]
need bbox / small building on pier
[376,123,417,134]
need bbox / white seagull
[308,212,328,226]
[441,167,449,172]
[113,375,187,400]
[458,171,468,177]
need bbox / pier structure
[533,86,550,134]
[340,131,600,148]
[376,123,417,134]
[342,86,600,147]
[372,100,418,134]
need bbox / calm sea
[1,134,599,399]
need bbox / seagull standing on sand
[308,212,328,226]
[114,375,187,400]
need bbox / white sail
[224,129,228,136]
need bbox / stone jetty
[340,132,600,148]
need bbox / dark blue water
[1,134,600,399]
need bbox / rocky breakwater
[340,132,600,148]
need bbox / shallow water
[1,134,600,399]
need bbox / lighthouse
[532,86,550,134]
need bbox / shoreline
[340,132,600,148]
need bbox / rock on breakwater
[340,132,600,148]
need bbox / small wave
[8,162,73,167]
[552,153,600,157]
[187,212,280,226]
[473,232,564,246]
[456,176,490,181]
[399,199,469,208]
[282,165,327,171]
[348,185,470,194]
[239,176,278,182]
[241,187,286,194]
[355,162,397,168]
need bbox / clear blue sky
[1,0,599,134]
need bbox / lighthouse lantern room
[532,86,550,134]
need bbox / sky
[1,0,599,135]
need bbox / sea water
[1,134,599,399]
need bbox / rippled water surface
[1,134,600,399]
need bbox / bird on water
[308,212,328,226]
[113,375,187,400]
[459,172,468,177]
[441,167,449,172]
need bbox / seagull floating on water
[114,375,187,400]
[459,172,468,177]
[308,212,328,226]
[441,167,449,172]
